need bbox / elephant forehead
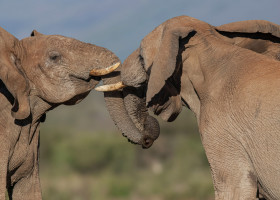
[166,15,211,29]
[45,36,116,62]
[46,36,96,51]
[140,24,164,70]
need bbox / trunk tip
[141,136,154,149]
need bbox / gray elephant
[99,16,280,199]
[0,28,159,200]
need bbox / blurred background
[1,0,279,199]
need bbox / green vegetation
[38,93,214,200]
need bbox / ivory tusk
[90,62,120,76]
[94,81,126,92]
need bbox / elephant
[0,28,159,200]
[215,20,280,61]
[99,16,280,199]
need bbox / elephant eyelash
[49,52,61,62]
[50,55,61,62]
[50,55,59,60]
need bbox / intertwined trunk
[101,66,159,148]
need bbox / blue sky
[0,0,279,61]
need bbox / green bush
[39,108,214,199]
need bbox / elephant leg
[0,146,9,199]
[0,135,11,199]
[10,129,42,200]
[202,132,258,200]
[10,165,42,200]
[209,156,258,200]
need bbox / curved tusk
[95,81,126,92]
[90,62,120,76]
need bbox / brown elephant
[216,20,280,61]
[0,29,159,200]
[99,16,280,199]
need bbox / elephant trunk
[101,66,158,148]
[101,48,160,148]
[103,89,142,144]
[91,46,160,148]
[123,87,160,147]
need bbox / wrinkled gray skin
[0,29,158,200]
[120,16,280,199]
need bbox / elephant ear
[216,20,280,38]
[0,27,30,120]
[30,30,44,37]
[146,26,195,105]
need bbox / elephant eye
[49,51,61,62]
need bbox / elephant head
[3,29,158,148]
[115,16,202,123]
[215,20,280,60]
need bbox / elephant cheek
[121,48,147,88]
[64,91,91,105]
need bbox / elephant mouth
[152,104,162,115]
[71,74,99,82]
[69,74,101,90]
[152,105,169,121]
[150,102,174,122]
[149,100,167,117]
[88,62,127,91]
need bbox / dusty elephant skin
[119,16,280,199]
[0,28,158,200]
[216,20,280,61]
[0,27,30,120]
